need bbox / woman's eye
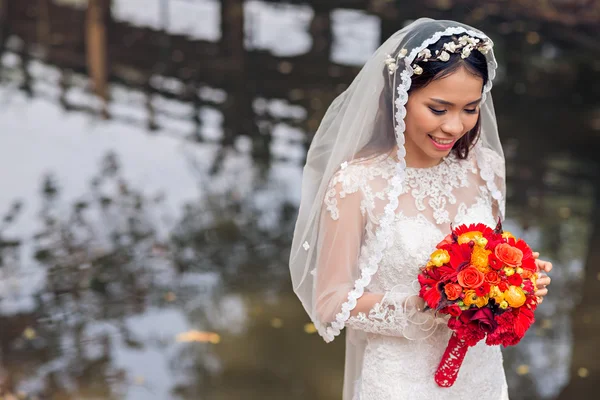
[465,108,478,114]
[428,107,446,115]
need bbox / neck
[391,145,445,168]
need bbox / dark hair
[359,35,489,160]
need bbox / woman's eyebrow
[430,98,482,106]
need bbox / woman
[289,19,552,399]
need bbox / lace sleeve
[346,282,447,340]
[314,167,367,325]
[315,163,446,341]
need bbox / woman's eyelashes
[428,107,446,115]
[428,106,479,115]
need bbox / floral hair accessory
[384,54,398,75]
[385,48,407,75]
[386,35,493,74]
[417,35,493,63]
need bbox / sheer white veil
[290,18,505,342]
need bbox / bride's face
[403,66,483,168]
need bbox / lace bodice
[325,148,502,293]
[319,148,508,399]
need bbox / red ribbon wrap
[434,333,469,387]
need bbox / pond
[0,1,598,399]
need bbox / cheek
[406,107,439,135]
[462,114,480,134]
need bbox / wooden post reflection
[309,5,331,61]
[220,0,245,151]
[36,0,50,47]
[85,0,110,118]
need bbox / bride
[289,19,552,399]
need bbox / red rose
[463,307,498,334]
[488,253,503,270]
[444,283,463,301]
[475,282,491,297]
[457,267,485,289]
[498,281,509,292]
[508,274,523,287]
[445,304,462,317]
[495,243,524,268]
[485,271,501,285]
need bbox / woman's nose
[440,114,463,136]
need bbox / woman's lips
[428,134,455,151]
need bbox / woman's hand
[533,251,552,304]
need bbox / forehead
[415,67,483,102]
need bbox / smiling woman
[290,18,553,400]
[403,67,483,167]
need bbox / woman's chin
[424,148,451,162]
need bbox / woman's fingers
[536,275,551,288]
[528,252,552,301]
[535,258,553,273]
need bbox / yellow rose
[499,300,509,309]
[504,267,515,276]
[502,231,516,240]
[458,231,483,245]
[463,290,478,307]
[474,295,489,308]
[463,290,489,308]
[489,285,505,303]
[430,249,450,267]
[516,267,524,274]
[505,285,526,308]
[476,236,489,248]
[471,246,491,272]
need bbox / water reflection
[0,0,599,399]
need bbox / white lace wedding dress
[321,147,509,400]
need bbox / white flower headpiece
[385,35,493,75]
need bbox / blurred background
[0,0,598,399]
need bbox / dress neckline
[386,151,460,171]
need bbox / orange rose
[457,267,485,289]
[444,283,463,301]
[485,271,501,285]
[505,285,526,308]
[494,243,523,268]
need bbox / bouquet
[418,220,539,387]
